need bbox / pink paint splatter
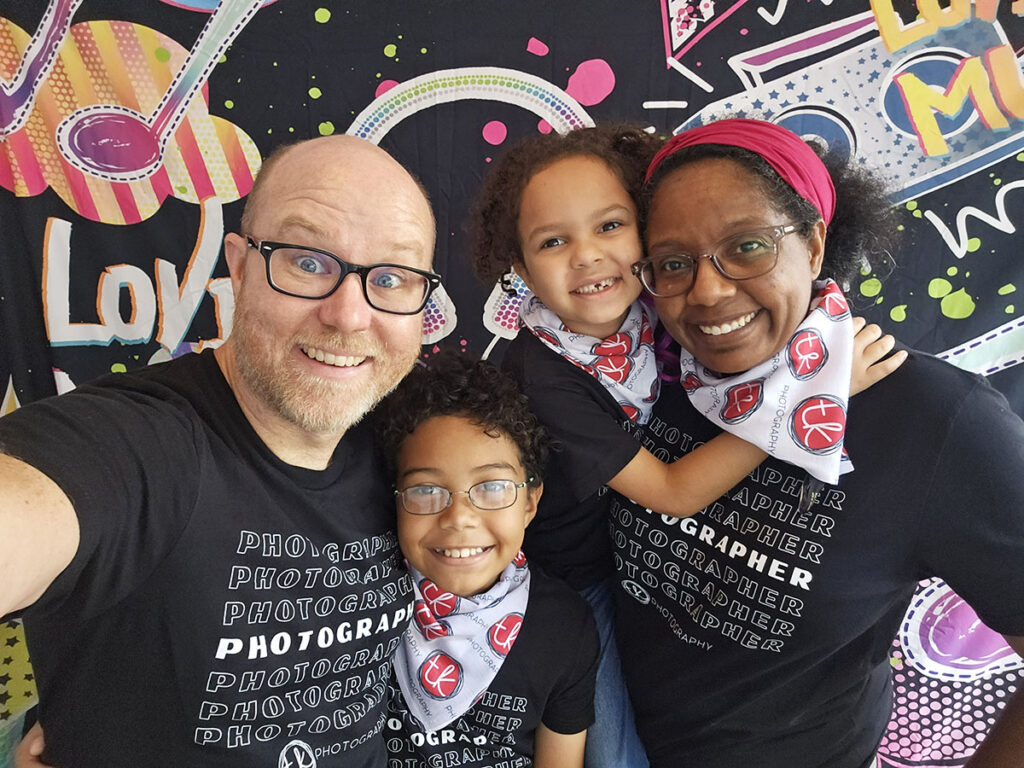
[740,28,749,35]
[537,119,553,134]
[375,79,400,97]
[482,120,508,145]
[565,59,615,106]
[527,37,549,56]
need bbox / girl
[470,123,904,768]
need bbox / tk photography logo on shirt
[278,740,317,768]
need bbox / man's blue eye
[369,270,406,290]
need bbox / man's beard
[230,297,418,435]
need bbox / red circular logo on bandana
[419,651,463,699]
[593,333,631,356]
[721,379,764,424]
[594,355,632,383]
[787,328,829,380]
[814,282,851,321]
[512,549,527,569]
[620,403,640,422]
[681,371,702,392]
[413,600,452,640]
[487,613,524,657]
[789,395,847,454]
[420,579,460,617]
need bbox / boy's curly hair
[469,123,664,285]
[376,351,548,487]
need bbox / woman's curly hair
[641,140,900,287]
[470,123,665,286]
[376,351,548,487]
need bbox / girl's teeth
[439,547,486,559]
[700,311,758,336]
[574,278,615,295]
[302,346,365,367]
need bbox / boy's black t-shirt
[502,331,643,589]
[384,567,599,767]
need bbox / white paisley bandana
[394,553,531,731]
[519,295,661,424]
[678,280,855,484]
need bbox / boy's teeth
[699,311,758,336]
[574,278,615,295]
[302,346,365,367]
[439,547,486,559]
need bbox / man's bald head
[240,135,436,251]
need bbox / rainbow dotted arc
[346,66,594,143]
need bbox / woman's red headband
[645,118,836,225]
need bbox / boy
[377,353,599,768]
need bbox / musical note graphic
[56,0,264,182]
[0,0,83,137]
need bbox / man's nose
[317,272,374,331]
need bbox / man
[0,135,440,765]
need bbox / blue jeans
[579,579,650,768]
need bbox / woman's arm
[533,725,586,768]
[609,318,905,518]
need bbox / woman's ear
[808,219,827,279]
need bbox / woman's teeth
[302,346,365,367]
[699,311,758,336]
[435,547,487,559]
[574,278,616,295]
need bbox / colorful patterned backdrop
[0,1,1022,765]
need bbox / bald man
[0,136,440,766]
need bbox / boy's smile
[395,415,541,597]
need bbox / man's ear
[223,233,249,295]
[523,482,543,528]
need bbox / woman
[612,118,1024,768]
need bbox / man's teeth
[574,278,616,295]
[699,311,758,336]
[302,346,365,367]
[437,547,486,559]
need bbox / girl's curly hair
[641,140,900,287]
[376,351,548,487]
[470,123,665,286]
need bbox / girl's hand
[850,316,907,395]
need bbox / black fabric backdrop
[0,1,1022,765]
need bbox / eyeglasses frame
[246,236,442,315]
[394,478,535,516]
[631,223,800,297]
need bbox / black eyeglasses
[632,224,799,298]
[246,237,442,315]
[395,479,534,516]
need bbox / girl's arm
[533,725,586,768]
[609,317,906,518]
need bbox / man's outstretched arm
[0,453,79,617]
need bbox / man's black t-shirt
[0,350,411,767]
